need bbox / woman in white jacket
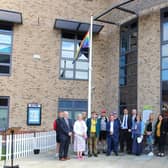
[73,114,87,159]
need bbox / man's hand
[68,132,72,136]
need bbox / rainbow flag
[73,31,90,63]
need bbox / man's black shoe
[114,152,118,156]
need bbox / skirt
[74,134,86,152]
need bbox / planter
[33,149,40,154]
[4,165,19,168]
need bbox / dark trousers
[156,136,166,153]
[107,135,118,155]
[59,136,70,159]
[120,129,132,153]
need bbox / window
[0,97,9,131]
[161,8,168,118]
[0,22,13,75]
[58,98,88,120]
[119,20,138,115]
[60,32,89,80]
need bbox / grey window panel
[0,9,22,24]
[54,19,103,34]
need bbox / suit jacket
[106,120,120,140]
[120,115,132,130]
[59,118,73,140]
[86,118,100,138]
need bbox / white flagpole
[88,15,93,118]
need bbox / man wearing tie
[120,108,132,153]
[59,111,73,161]
[106,112,120,156]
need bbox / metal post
[88,15,93,118]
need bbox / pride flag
[73,31,90,63]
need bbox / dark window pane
[0,65,10,74]
[164,12,168,18]
[62,32,75,39]
[130,32,137,50]
[131,22,137,29]
[0,98,8,106]
[0,55,10,63]
[121,35,128,53]
[74,101,88,109]
[0,22,13,30]
[59,100,73,108]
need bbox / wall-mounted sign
[27,103,42,126]
[142,105,153,124]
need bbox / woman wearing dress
[74,114,87,159]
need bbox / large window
[119,20,138,114]
[58,98,88,120]
[60,32,89,80]
[161,9,168,118]
[0,22,13,75]
[0,97,9,131]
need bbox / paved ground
[0,150,168,168]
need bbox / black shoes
[94,154,98,157]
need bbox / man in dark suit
[106,112,120,156]
[119,108,132,153]
[59,111,73,161]
[55,111,64,157]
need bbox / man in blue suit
[58,111,73,161]
[106,112,120,156]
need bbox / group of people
[53,109,168,161]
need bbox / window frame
[119,19,138,115]
[59,31,89,81]
[0,96,9,131]
[161,8,168,117]
[58,98,88,120]
[0,27,13,76]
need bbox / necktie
[124,115,127,127]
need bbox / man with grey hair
[58,111,73,161]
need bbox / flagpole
[88,15,93,118]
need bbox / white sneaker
[55,153,59,157]
[148,152,154,156]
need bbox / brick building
[0,0,168,131]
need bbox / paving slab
[0,151,168,168]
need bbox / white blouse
[73,120,87,136]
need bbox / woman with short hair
[73,114,87,159]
